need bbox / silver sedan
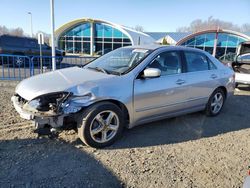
[12,45,235,148]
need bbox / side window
[148,51,182,76]
[184,51,209,72]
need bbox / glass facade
[58,22,132,56]
[180,32,247,61]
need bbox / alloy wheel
[89,110,119,143]
[211,92,224,114]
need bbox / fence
[0,54,96,80]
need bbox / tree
[134,25,145,32]
[11,27,25,37]
[176,17,250,32]
[241,23,250,32]
[0,25,26,37]
[161,37,169,45]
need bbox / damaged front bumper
[11,95,79,129]
[11,95,34,120]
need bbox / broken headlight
[28,92,71,112]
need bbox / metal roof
[145,32,167,41]
[146,32,191,43]
[147,31,250,44]
[165,32,191,42]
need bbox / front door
[133,51,188,124]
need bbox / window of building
[180,32,248,61]
[94,22,132,55]
[58,21,133,56]
[58,23,91,55]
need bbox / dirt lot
[0,81,250,188]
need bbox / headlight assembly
[28,98,41,109]
[28,92,71,112]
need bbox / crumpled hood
[15,67,115,101]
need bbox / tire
[77,102,124,148]
[205,88,225,116]
[13,55,29,67]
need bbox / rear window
[184,51,209,72]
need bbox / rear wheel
[205,88,225,116]
[77,102,124,148]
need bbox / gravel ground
[0,81,250,188]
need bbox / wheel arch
[216,86,227,99]
[89,99,130,126]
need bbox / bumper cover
[11,96,34,120]
[11,95,66,128]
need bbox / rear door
[133,50,188,123]
[183,50,219,109]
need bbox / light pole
[50,0,56,71]
[27,12,33,37]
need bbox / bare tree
[241,23,250,32]
[0,25,9,35]
[10,27,25,37]
[134,25,145,32]
[0,25,27,37]
[176,17,249,32]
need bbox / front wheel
[205,88,225,116]
[77,102,124,148]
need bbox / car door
[133,50,188,124]
[183,50,220,109]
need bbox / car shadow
[0,138,122,187]
[105,94,250,149]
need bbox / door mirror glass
[237,54,250,64]
[143,68,161,78]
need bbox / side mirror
[143,68,161,78]
[237,54,250,64]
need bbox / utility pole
[212,27,219,57]
[27,12,33,37]
[50,0,56,71]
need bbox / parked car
[0,35,64,66]
[11,45,235,148]
[232,41,250,87]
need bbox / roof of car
[125,44,206,53]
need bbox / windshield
[85,47,151,75]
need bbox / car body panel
[15,67,117,100]
[184,70,221,108]
[133,73,188,124]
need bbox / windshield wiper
[87,67,109,74]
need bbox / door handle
[176,79,186,85]
[210,74,218,79]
